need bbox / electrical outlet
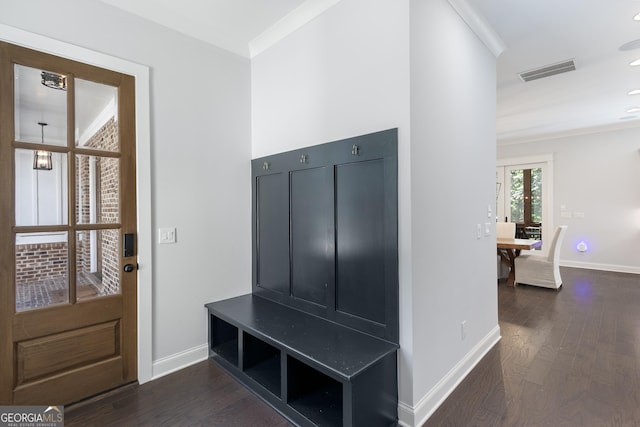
[477,224,482,239]
[484,222,491,236]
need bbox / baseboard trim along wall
[398,325,501,427]
[152,343,209,380]
[561,260,640,275]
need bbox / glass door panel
[509,169,525,223]
[506,164,544,250]
[76,229,120,300]
[14,149,68,226]
[76,155,120,225]
[14,64,68,146]
[75,79,119,151]
[15,232,69,312]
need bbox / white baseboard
[398,325,501,427]
[151,343,209,380]
[561,260,640,275]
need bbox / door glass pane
[75,79,119,151]
[509,167,543,247]
[76,155,119,224]
[531,167,543,223]
[76,229,120,300]
[510,169,524,223]
[15,232,69,312]
[15,149,68,226]
[14,64,67,146]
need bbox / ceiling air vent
[518,59,576,82]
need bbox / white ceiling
[100,0,309,57]
[472,0,640,144]
[96,0,640,145]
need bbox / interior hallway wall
[498,127,640,273]
[252,0,499,424]
[0,0,253,374]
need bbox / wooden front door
[0,42,137,405]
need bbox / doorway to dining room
[497,154,554,257]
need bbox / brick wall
[15,243,67,284]
[76,116,120,295]
[100,229,119,294]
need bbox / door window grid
[12,64,122,311]
[497,159,552,256]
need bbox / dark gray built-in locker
[251,129,398,343]
[208,129,399,426]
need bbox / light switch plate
[484,222,491,236]
[159,227,176,244]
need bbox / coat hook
[262,162,270,170]
[351,144,360,156]
[300,154,308,164]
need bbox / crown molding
[497,119,640,146]
[446,0,505,57]
[249,0,342,58]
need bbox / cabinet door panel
[336,160,385,324]
[290,167,333,307]
[256,173,289,294]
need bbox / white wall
[498,127,640,274]
[251,0,414,408]
[1,0,252,374]
[408,0,498,424]
[252,0,498,424]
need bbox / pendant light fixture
[33,122,53,171]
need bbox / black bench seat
[206,294,399,427]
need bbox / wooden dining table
[497,238,542,286]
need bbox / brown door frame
[0,41,138,405]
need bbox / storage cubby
[210,315,238,366]
[243,332,281,397]
[287,355,342,427]
[206,129,399,426]
[206,295,398,427]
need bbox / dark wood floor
[65,361,293,427]
[64,267,640,426]
[426,267,640,426]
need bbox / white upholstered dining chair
[496,222,516,239]
[514,225,568,290]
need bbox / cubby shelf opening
[210,316,238,366]
[243,332,281,397]
[287,355,343,426]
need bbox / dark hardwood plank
[426,267,640,426]
[64,267,640,426]
[64,361,293,427]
